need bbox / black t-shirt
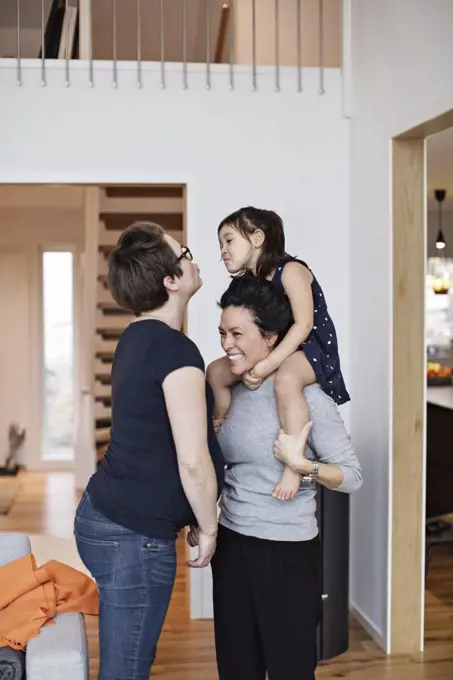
[87,319,225,539]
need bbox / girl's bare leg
[273,353,316,500]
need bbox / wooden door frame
[391,110,453,653]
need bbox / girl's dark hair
[218,206,293,278]
[219,275,293,345]
[108,221,182,316]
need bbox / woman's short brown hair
[107,222,182,315]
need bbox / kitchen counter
[427,385,453,410]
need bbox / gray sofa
[0,532,89,680]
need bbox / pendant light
[431,188,449,294]
[435,189,447,249]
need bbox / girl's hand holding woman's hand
[250,359,273,380]
[242,359,273,390]
[242,371,263,390]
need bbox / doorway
[391,110,453,653]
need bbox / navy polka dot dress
[273,260,350,406]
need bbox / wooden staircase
[92,185,185,462]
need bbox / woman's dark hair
[219,275,293,345]
[108,221,182,315]
[218,206,293,278]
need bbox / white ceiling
[427,128,453,210]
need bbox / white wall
[0,60,349,617]
[349,0,453,651]
[0,206,84,469]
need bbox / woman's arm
[163,366,219,566]
[253,262,314,378]
[274,386,363,493]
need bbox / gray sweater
[218,380,362,542]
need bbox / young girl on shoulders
[207,206,350,500]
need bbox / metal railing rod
[65,0,70,87]
[319,0,325,94]
[182,0,188,88]
[205,0,211,89]
[88,0,94,86]
[252,0,257,90]
[112,0,118,87]
[274,0,279,92]
[16,0,22,86]
[228,1,234,89]
[137,0,142,88]
[41,0,46,86]
[160,0,165,88]
[297,0,302,92]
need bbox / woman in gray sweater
[198,276,362,680]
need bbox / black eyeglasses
[177,246,193,262]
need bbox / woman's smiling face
[218,306,277,376]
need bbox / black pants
[211,525,321,680]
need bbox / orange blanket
[0,554,99,649]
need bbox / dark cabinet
[316,485,350,660]
[426,403,453,519]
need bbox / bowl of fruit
[427,362,453,385]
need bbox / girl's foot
[272,422,313,500]
[273,466,301,501]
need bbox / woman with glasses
[74,222,225,680]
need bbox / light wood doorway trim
[391,111,453,654]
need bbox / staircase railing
[5,0,341,93]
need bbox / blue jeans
[74,492,177,680]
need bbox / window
[42,251,75,461]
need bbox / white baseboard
[349,601,387,652]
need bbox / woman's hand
[185,525,217,568]
[273,425,313,474]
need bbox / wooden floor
[1,472,453,679]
